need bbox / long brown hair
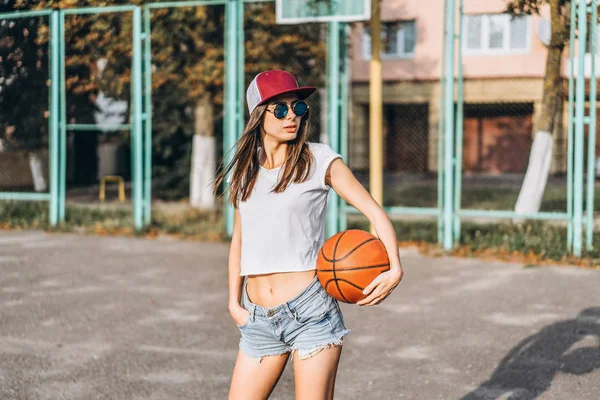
[213,104,314,207]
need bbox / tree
[0,5,50,192]
[506,0,572,215]
[3,0,326,202]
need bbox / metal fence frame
[441,0,597,256]
[0,6,147,228]
[0,10,59,224]
[2,0,598,257]
[0,0,347,237]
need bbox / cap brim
[258,86,317,106]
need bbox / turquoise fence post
[224,0,239,237]
[442,0,456,251]
[237,0,245,140]
[437,0,449,245]
[131,7,144,231]
[567,0,577,251]
[573,0,588,257]
[49,11,59,226]
[143,5,153,226]
[339,23,349,233]
[59,10,66,223]
[326,20,341,239]
[452,0,464,244]
[586,0,597,251]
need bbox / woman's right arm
[227,208,248,325]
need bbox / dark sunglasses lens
[273,104,288,119]
[293,101,308,117]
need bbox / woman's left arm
[326,158,404,306]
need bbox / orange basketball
[316,230,390,304]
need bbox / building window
[362,20,416,60]
[463,14,530,54]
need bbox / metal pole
[59,11,67,223]
[237,0,245,139]
[224,0,239,237]
[49,11,59,226]
[443,0,456,250]
[132,7,144,230]
[369,0,383,236]
[339,23,350,232]
[148,0,229,8]
[327,20,341,238]
[573,0,588,256]
[567,0,577,250]
[143,5,153,226]
[437,0,449,245]
[62,5,138,15]
[0,10,52,19]
[452,0,464,243]
[586,0,597,251]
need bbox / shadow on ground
[462,307,600,400]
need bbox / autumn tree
[507,0,572,214]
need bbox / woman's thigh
[293,345,343,400]
[229,349,290,400]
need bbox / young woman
[214,70,404,400]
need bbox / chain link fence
[348,15,438,211]
[347,101,435,209]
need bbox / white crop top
[235,142,342,276]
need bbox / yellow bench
[99,175,125,202]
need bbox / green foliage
[0,200,50,228]
[506,0,572,45]
[460,221,568,259]
[0,5,51,150]
[0,200,223,238]
[506,0,570,15]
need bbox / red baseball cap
[246,70,316,115]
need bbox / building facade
[348,0,572,176]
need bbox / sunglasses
[266,100,309,119]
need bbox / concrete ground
[0,231,599,400]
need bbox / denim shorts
[237,275,351,362]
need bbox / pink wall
[351,0,551,82]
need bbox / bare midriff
[245,270,317,308]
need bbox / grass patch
[0,200,223,240]
[348,217,600,265]
[2,200,599,265]
[0,200,51,230]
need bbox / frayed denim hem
[291,328,351,361]
[240,346,292,364]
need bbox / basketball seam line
[317,263,390,272]
[332,231,350,303]
[320,238,379,263]
[325,278,365,292]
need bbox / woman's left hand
[356,267,403,306]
